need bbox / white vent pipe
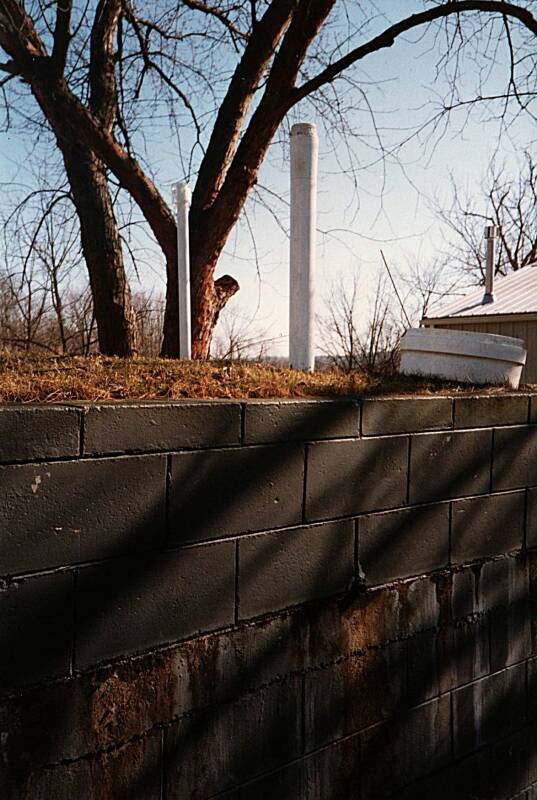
[289,123,318,371]
[172,181,192,359]
[483,224,496,305]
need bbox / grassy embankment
[0,352,528,403]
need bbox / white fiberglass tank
[399,328,527,388]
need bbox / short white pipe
[483,224,496,304]
[289,122,318,371]
[172,181,192,359]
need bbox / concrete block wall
[2,395,537,798]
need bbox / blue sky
[0,1,534,353]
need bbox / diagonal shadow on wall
[1,402,536,800]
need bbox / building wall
[426,318,537,383]
[1,396,537,799]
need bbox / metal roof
[424,263,537,320]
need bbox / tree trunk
[190,260,239,359]
[61,142,138,356]
[160,239,238,359]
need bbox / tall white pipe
[172,181,192,359]
[289,122,318,371]
[483,224,496,305]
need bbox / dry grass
[0,352,529,403]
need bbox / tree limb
[192,0,295,215]
[0,0,48,71]
[122,4,202,141]
[194,0,335,263]
[291,1,537,106]
[90,0,122,128]
[51,0,73,76]
[181,0,247,39]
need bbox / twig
[380,250,412,328]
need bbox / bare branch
[51,0,73,76]
[291,1,537,106]
[193,0,295,214]
[181,0,247,39]
[122,7,203,142]
[90,0,122,128]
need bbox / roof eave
[422,311,537,325]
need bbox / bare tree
[0,188,166,355]
[1,2,537,358]
[63,286,99,355]
[399,257,463,324]
[132,291,166,357]
[211,303,277,361]
[434,152,537,285]
[319,272,400,375]
[0,190,104,354]
[0,264,49,351]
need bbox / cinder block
[531,551,537,648]
[359,503,449,586]
[0,405,81,463]
[438,618,490,693]
[403,577,440,636]
[305,436,408,521]
[243,399,359,444]
[238,520,354,619]
[490,599,533,672]
[406,630,439,704]
[362,397,452,435]
[6,610,309,770]
[361,695,451,798]
[451,491,525,565]
[238,760,304,800]
[83,401,241,455]
[0,571,74,689]
[527,658,537,722]
[0,455,167,576]
[305,643,405,750]
[168,444,304,543]
[3,759,94,800]
[527,488,537,550]
[529,395,537,423]
[201,611,307,703]
[75,541,235,668]
[455,395,530,429]
[481,555,530,610]
[5,650,180,767]
[452,662,526,757]
[165,678,302,799]
[309,587,403,659]
[308,574,438,662]
[493,426,537,491]
[241,734,361,800]
[522,717,537,791]
[452,556,529,619]
[3,678,89,768]
[395,749,490,800]
[451,569,476,619]
[488,727,536,800]
[5,732,162,800]
[409,429,492,503]
[301,734,361,800]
